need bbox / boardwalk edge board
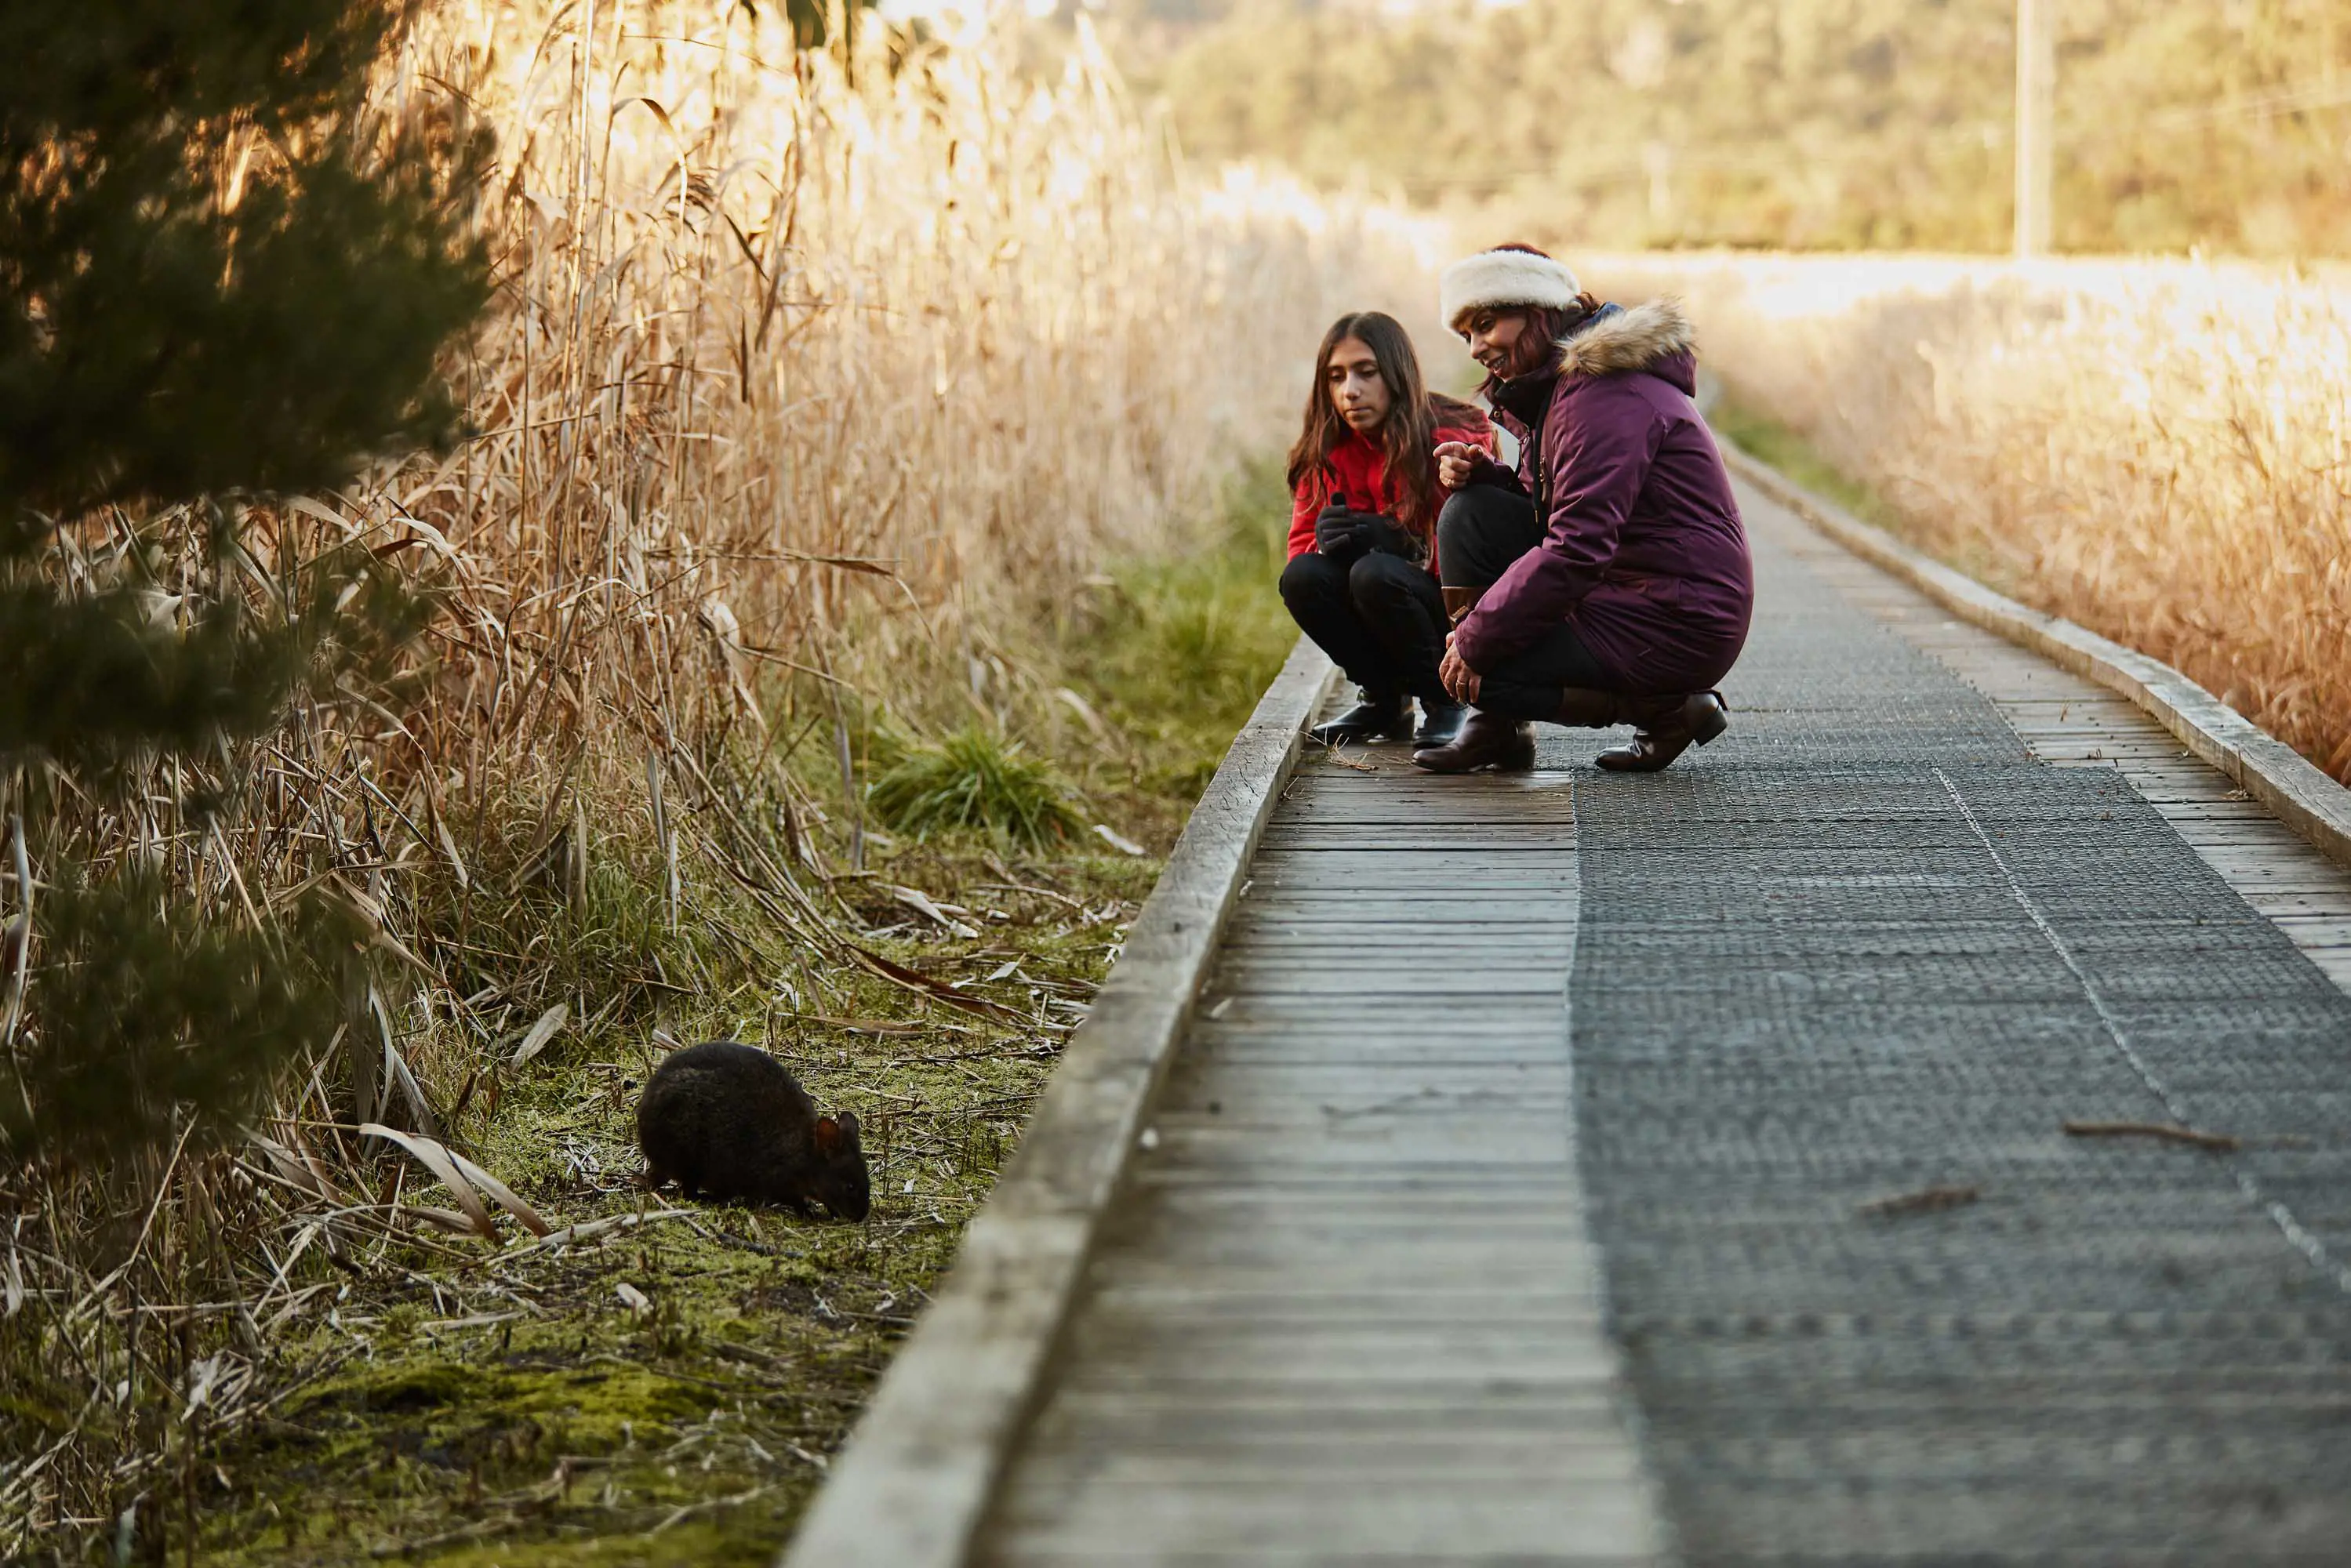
[1722,439,2351,871]
[779,637,1335,1568]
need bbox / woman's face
[1325,336,1394,434]
[1459,309,1538,379]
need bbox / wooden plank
[1250,855,1579,877]
[1090,1218,1600,1254]
[1081,1227,1601,1261]
[1017,1385,1639,1428]
[1260,828,1577,848]
[983,1479,1663,1562]
[1132,1134,1578,1171]
[2166,824,2324,848]
[1000,1444,1648,1487]
[1183,1044,1582,1070]
[1218,931,1573,949]
[1232,895,1579,912]
[1201,970,1568,997]
[1149,1100,1576,1131]
[1067,1258,1601,1294]
[1023,1447,1652,1490]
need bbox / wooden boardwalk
[792,471,2351,1567]
[982,763,1661,1563]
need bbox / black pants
[1435,486,1622,720]
[1278,549,1448,704]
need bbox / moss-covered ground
[177,470,1295,1566]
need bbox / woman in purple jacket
[1412,244,1754,774]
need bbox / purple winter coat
[1452,299,1753,698]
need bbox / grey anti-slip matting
[1569,514,2351,1564]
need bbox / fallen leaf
[1092,823,1145,856]
[443,1149,551,1236]
[361,1124,496,1240]
[511,1003,568,1066]
[890,884,979,939]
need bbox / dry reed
[1589,252,2351,778]
[0,2,1440,1546]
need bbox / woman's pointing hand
[1434,441,1480,490]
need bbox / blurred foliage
[1110,0,2351,256]
[0,878,364,1170]
[0,0,489,1176]
[0,535,436,777]
[0,0,493,524]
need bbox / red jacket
[1287,418,1496,563]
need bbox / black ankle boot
[1412,697,1470,750]
[1595,692,1729,772]
[1309,690,1408,746]
[1411,710,1535,773]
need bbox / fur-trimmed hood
[1557,296,1697,387]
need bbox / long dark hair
[1285,311,1483,539]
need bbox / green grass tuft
[867,724,1086,847]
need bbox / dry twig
[2062,1119,2240,1152]
[1858,1184,1980,1218]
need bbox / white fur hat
[1439,247,1582,332]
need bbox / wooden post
[2015,0,2055,256]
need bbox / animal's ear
[814,1116,840,1155]
[836,1110,861,1145]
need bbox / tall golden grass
[0,3,1438,1543]
[1590,252,2351,777]
[392,2,1437,768]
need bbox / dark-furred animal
[635,1040,870,1221]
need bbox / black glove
[1357,513,1423,562]
[1314,496,1365,560]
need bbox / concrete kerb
[779,636,1336,1568]
[1722,440,2351,873]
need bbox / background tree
[1109,0,2351,257]
[0,0,492,1170]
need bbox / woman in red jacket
[1280,311,1495,749]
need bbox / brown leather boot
[1411,710,1535,773]
[1595,692,1729,773]
[1550,688,1630,728]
